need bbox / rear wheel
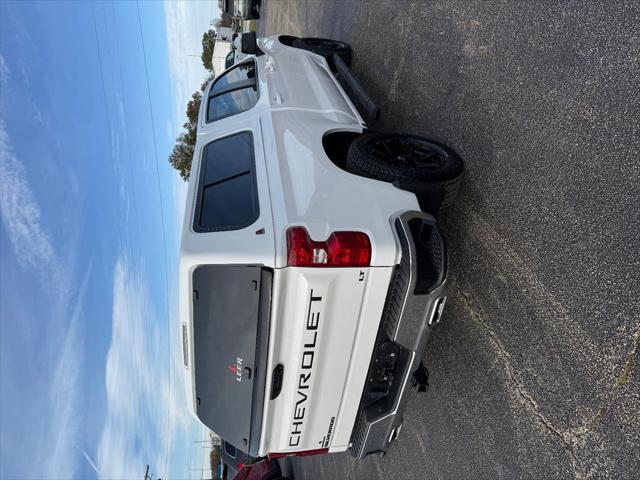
[346,133,464,208]
[292,37,352,65]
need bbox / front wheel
[292,37,352,65]
[346,133,464,208]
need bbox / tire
[346,133,464,208]
[292,37,352,66]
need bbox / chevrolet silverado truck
[180,33,464,464]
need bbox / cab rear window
[206,60,258,122]
[193,131,259,232]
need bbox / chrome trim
[429,296,447,326]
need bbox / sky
[0,1,218,479]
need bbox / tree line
[168,23,229,181]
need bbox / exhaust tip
[429,297,447,326]
[389,423,403,444]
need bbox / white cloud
[0,120,86,479]
[163,0,217,124]
[163,0,208,233]
[166,118,175,142]
[0,54,9,84]
[43,269,90,478]
[0,120,56,272]
[32,101,43,123]
[96,255,190,480]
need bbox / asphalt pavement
[257,1,640,478]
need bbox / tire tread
[346,133,464,209]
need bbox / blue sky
[1,1,217,479]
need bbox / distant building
[216,26,235,42]
[211,38,232,75]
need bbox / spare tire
[346,133,464,208]
[292,37,352,66]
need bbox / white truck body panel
[259,36,363,123]
[261,109,419,269]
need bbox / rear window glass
[206,88,258,123]
[206,61,258,123]
[211,61,256,94]
[193,131,259,232]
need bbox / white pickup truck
[180,33,463,466]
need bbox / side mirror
[241,32,258,54]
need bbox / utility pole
[144,464,162,480]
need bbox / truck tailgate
[258,265,393,455]
[192,265,272,454]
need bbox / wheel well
[278,35,298,47]
[322,131,363,170]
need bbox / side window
[206,61,258,123]
[193,132,259,232]
[225,50,235,69]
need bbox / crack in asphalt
[454,276,640,478]
[372,455,384,480]
[570,326,640,441]
[449,200,605,369]
[454,278,580,466]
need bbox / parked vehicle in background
[233,458,287,480]
[243,18,257,33]
[221,439,259,480]
[225,36,247,69]
[235,0,261,20]
[180,31,463,466]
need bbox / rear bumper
[349,211,448,458]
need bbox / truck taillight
[268,448,329,459]
[286,227,371,267]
